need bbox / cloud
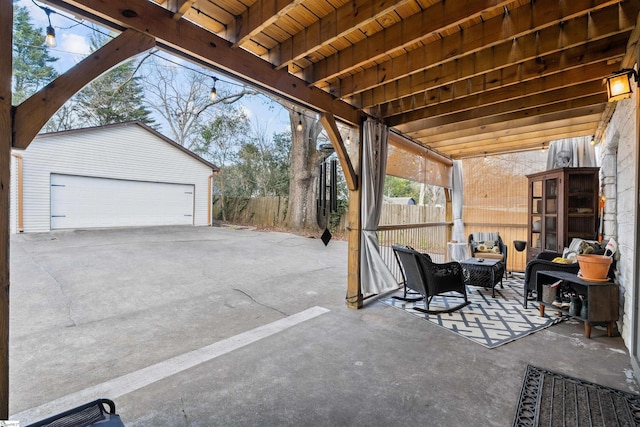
[240,105,253,118]
[59,33,91,56]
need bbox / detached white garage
[10,121,218,233]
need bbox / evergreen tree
[75,33,154,127]
[12,4,58,104]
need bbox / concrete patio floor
[8,225,638,426]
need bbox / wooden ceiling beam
[312,0,625,88]
[272,0,414,70]
[426,114,603,148]
[13,30,156,149]
[440,128,596,158]
[371,36,627,113]
[338,1,636,99]
[418,109,602,148]
[169,0,196,20]
[380,60,618,118]
[41,0,363,126]
[393,94,607,134]
[385,78,605,127]
[307,0,514,84]
[407,104,606,141]
[234,0,305,48]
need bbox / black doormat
[513,365,640,426]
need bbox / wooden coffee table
[460,258,504,297]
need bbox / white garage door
[50,174,194,230]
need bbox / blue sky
[18,0,291,138]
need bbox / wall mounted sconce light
[209,77,218,101]
[604,69,637,102]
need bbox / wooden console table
[536,270,618,338]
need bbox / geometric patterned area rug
[512,364,640,426]
[379,277,567,349]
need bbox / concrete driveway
[8,226,637,426]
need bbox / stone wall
[601,86,638,348]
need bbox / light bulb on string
[45,23,56,47]
[209,77,218,101]
[296,112,303,131]
[32,1,57,47]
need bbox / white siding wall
[16,123,212,232]
[602,86,637,349]
[9,155,17,234]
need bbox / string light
[24,3,315,127]
[296,112,303,131]
[209,76,218,100]
[33,1,57,47]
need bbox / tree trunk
[285,109,324,231]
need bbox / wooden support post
[320,114,364,308]
[345,130,363,309]
[319,113,363,308]
[633,41,640,358]
[0,0,12,418]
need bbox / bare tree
[143,56,259,149]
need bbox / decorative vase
[569,295,582,317]
[580,299,589,319]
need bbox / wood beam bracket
[319,113,358,191]
[12,29,156,149]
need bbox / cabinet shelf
[527,167,599,260]
[568,192,594,197]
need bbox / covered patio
[2,0,640,423]
[7,226,636,425]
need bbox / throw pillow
[472,240,500,253]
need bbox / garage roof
[33,121,220,172]
[41,0,640,159]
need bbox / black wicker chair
[392,245,469,314]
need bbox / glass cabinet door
[530,180,542,250]
[544,178,558,251]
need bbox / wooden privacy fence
[212,196,287,226]
[379,204,444,225]
[216,197,445,230]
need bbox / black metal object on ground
[512,365,640,426]
[25,399,124,427]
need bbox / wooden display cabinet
[526,167,600,262]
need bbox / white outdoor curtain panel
[451,160,465,242]
[546,136,597,170]
[361,119,397,295]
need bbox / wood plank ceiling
[43,0,640,159]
